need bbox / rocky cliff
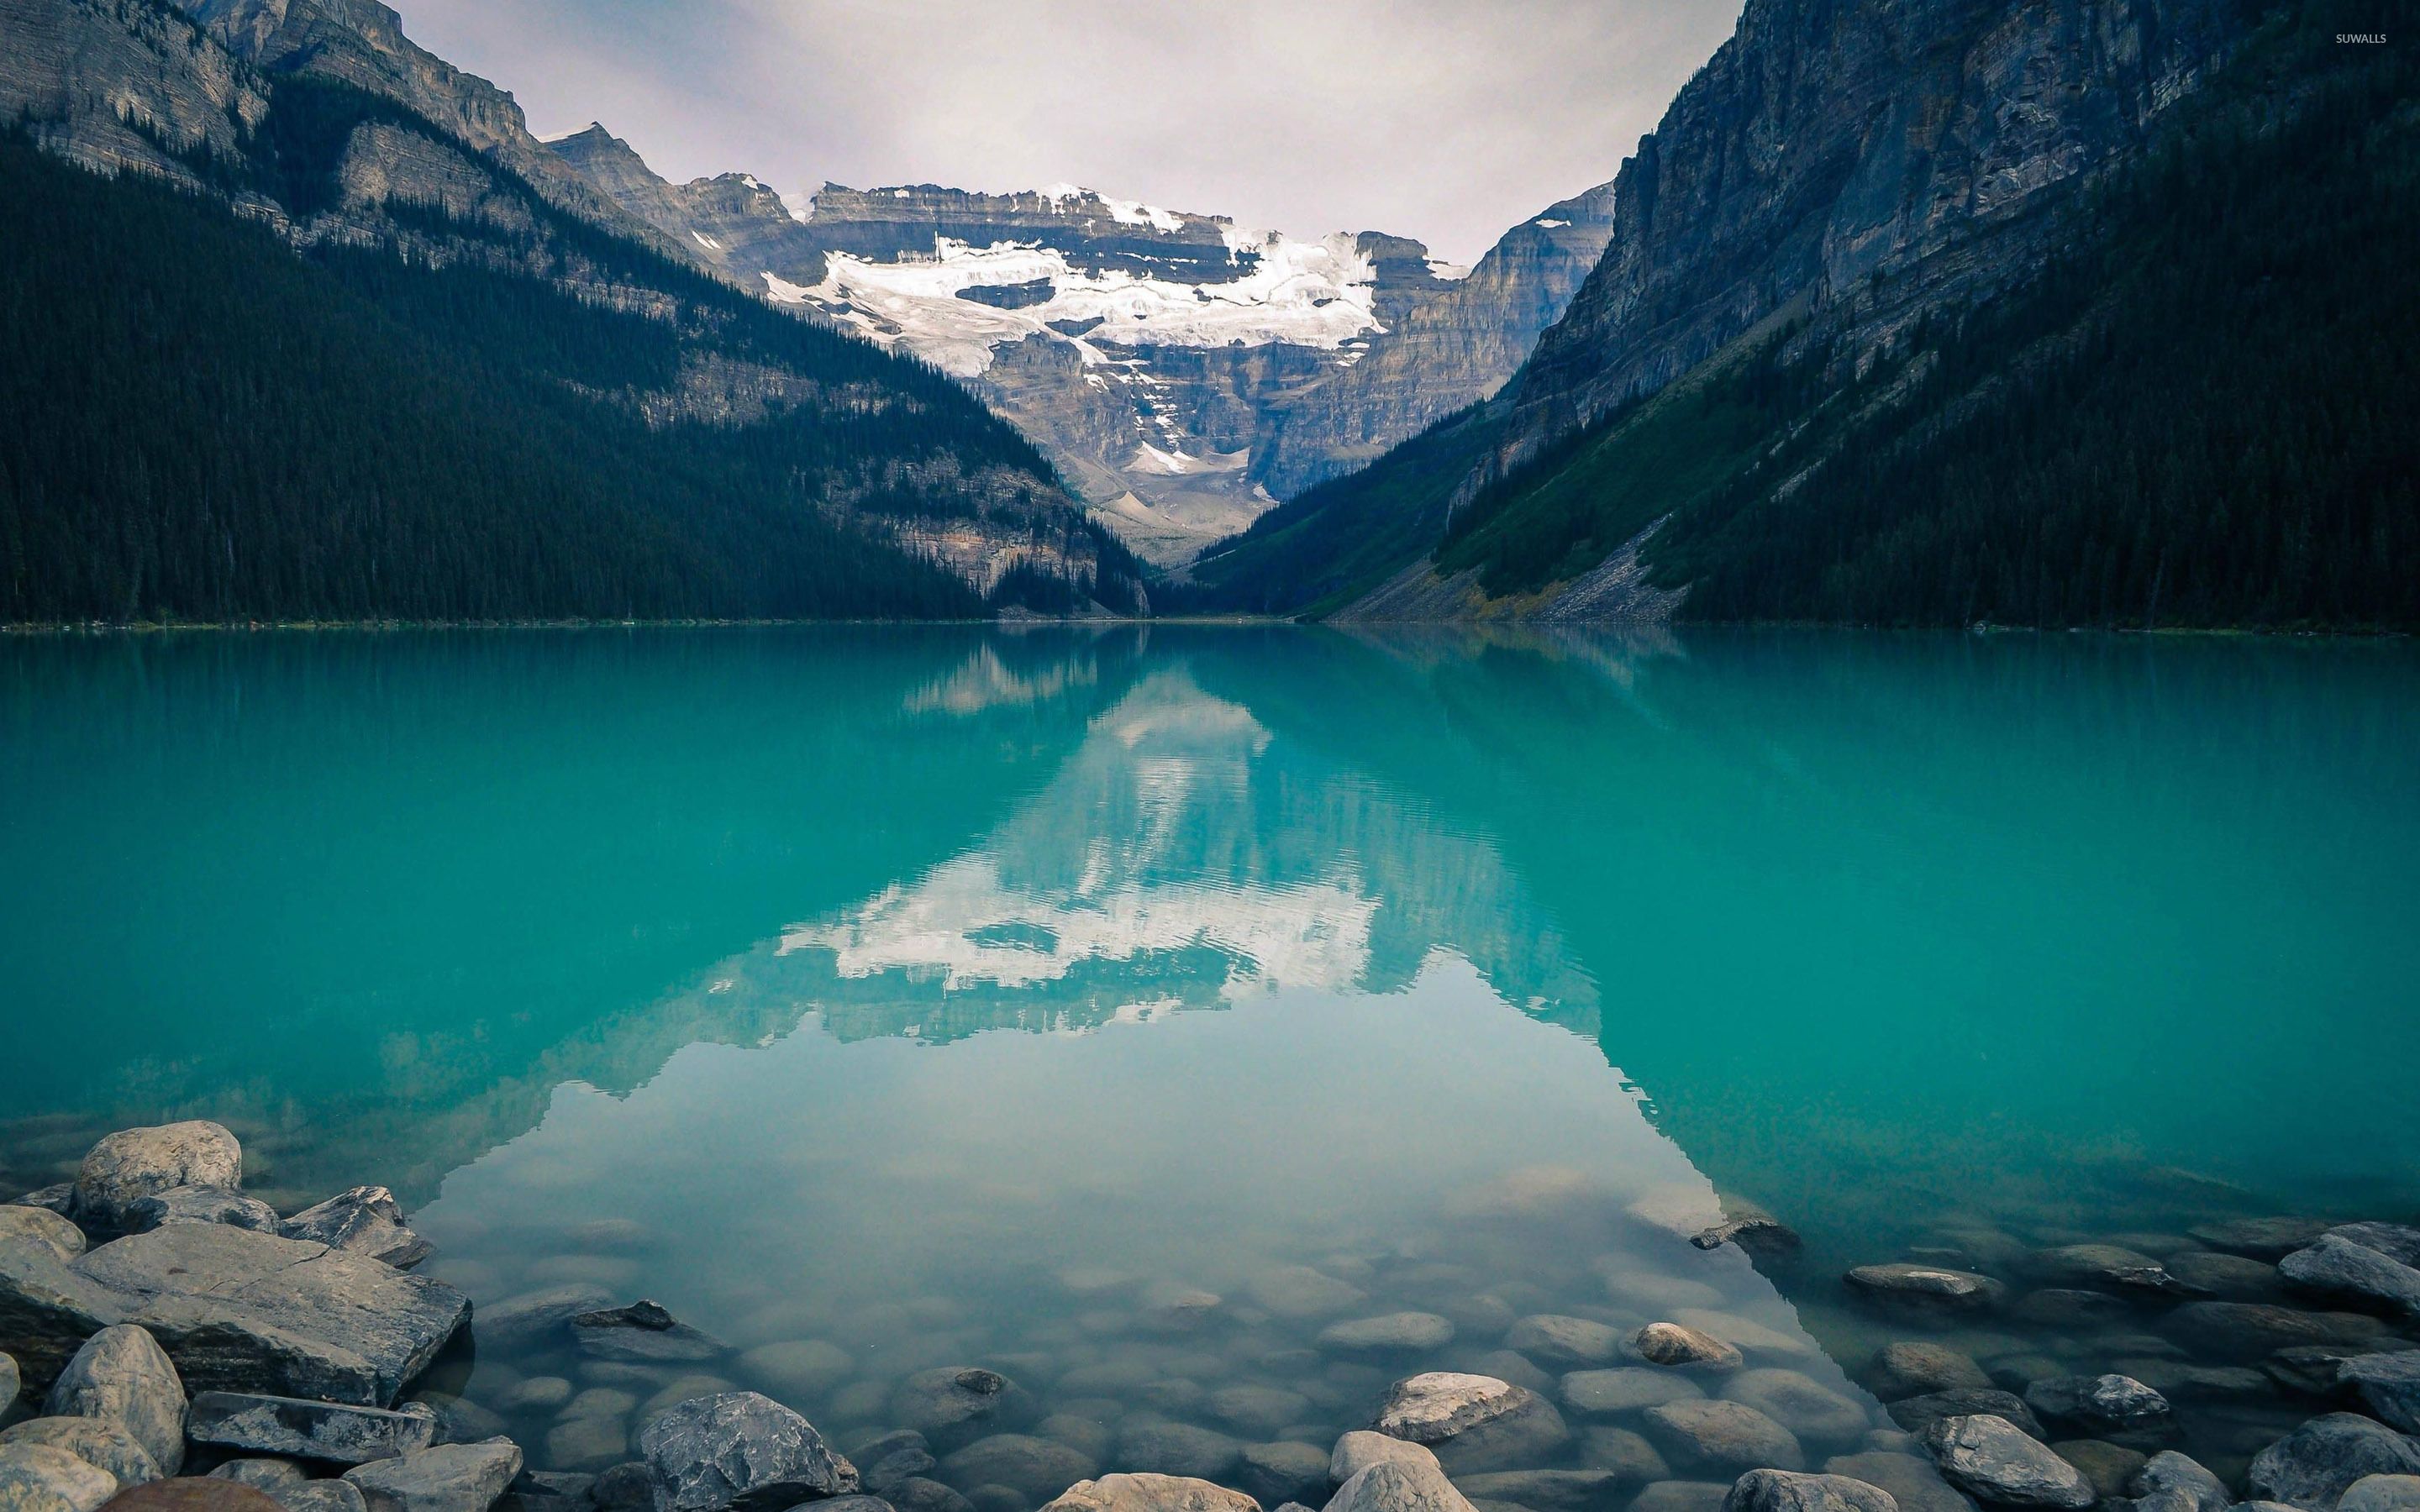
[545,129,1618,565]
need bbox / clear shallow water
[4,627,2417,1493]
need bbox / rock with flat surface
[1370,1374,1568,1473]
[1330,1433,1437,1486]
[1720,1372,1870,1444]
[473,1289,612,1354]
[0,1214,86,1266]
[1318,1315,1455,1357]
[2022,1376,2173,1440]
[123,1189,281,1237]
[1565,1368,1706,1417]
[1628,1326,1743,1372]
[0,1420,155,1489]
[2340,1352,2420,1434]
[2165,1304,2386,1360]
[2191,1220,2333,1262]
[280,1192,432,1273]
[1502,1317,1619,1369]
[636,1393,852,1512]
[1722,1469,1897,1512]
[45,1327,186,1476]
[2281,1237,2420,1317]
[0,1441,117,1512]
[568,1304,723,1366]
[1643,1401,1804,1475]
[345,1442,524,1512]
[2245,1415,2420,1512]
[1843,1268,2002,1314]
[1884,1392,2041,1441]
[2335,1475,2420,1512]
[1923,1416,2092,1509]
[1325,1461,1474,1512]
[72,1125,243,1233]
[187,1393,439,1466]
[2029,1247,2195,1297]
[70,1228,467,1408]
[1038,1474,1258,1512]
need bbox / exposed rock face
[0,0,267,184]
[545,129,1618,565]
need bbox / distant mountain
[546,127,1618,566]
[0,0,1144,622]
[1194,0,2417,631]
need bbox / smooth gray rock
[1453,1469,1620,1511]
[2052,1440,2147,1501]
[2191,1221,2333,1263]
[1817,1454,1973,1512]
[1318,1315,1455,1356]
[1370,1373,1569,1473]
[854,1431,939,1493]
[188,1392,439,1466]
[1502,1316,1619,1369]
[2022,1376,2173,1439]
[1577,1425,1669,1482]
[71,1123,243,1232]
[2281,1238,2420,1317]
[1233,1441,1325,1507]
[636,1393,853,1512]
[1325,1460,1477,1512]
[939,1436,1097,1504]
[0,1417,159,1488]
[1204,1387,1309,1439]
[0,1441,118,1512]
[2127,1452,2231,1512]
[2334,1476,2420,1512]
[548,1418,631,1474]
[1868,1347,1988,1402]
[1722,1469,1897,1512]
[2029,1247,2196,1298]
[1720,1372,1870,1444]
[1564,1368,1706,1417]
[2246,1415,2420,1512]
[45,1325,186,1475]
[1112,1420,1238,1481]
[1631,1482,1733,1512]
[1843,1268,2003,1313]
[1643,1400,1805,1475]
[9,1190,76,1219]
[281,1191,433,1273]
[1037,1473,1259,1512]
[345,1441,526,1512]
[889,1370,1031,1453]
[409,1396,508,1449]
[1923,1416,2092,1509]
[123,1188,281,1236]
[2165,1304,2386,1361]
[0,1212,86,1265]
[2341,1352,2420,1433]
[1241,1267,1365,1320]
[2328,1228,2420,1268]
[1330,1431,1438,1485]
[569,1304,723,1366]
[2167,1254,2288,1300]
[1884,1392,2043,1441]
[1627,1326,1743,1372]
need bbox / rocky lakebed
[4,1121,2419,1512]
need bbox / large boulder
[1643,1401,1804,1476]
[68,1228,467,1408]
[280,1192,431,1273]
[0,1420,157,1489]
[0,1233,127,1389]
[344,1442,523,1512]
[0,1441,117,1512]
[2341,1352,2420,1434]
[1037,1475,1259,1512]
[1370,1374,1568,1473]
[2245,1415,2420,1512]
[72,1126,243,1233]
[2281,1237,2420,1317]
[186,1393,439,1466]
[1922,1416,2091,1509]
[45,1327,187,1476]
[1721,1470,1897,1512]
[1324,1460,1475,1512]
[123,1190,281,1237]
[636,1393,854,1512]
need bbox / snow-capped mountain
[549,126,1616,565]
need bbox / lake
[4,626,2417,1499]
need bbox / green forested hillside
[1203,2,2418,630]
[0,76,1134,622]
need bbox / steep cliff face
[546,129,1619,565]
[1500,0,2240,465]
[0,0,267,180]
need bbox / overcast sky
[394,0,1743,265]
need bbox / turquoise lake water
[4,627,2417,1492]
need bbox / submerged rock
[889,1370,1029,1452]
[1038,1474,1258,1512]
[280,1191,433,1273]
[1720,1371,1870,1444]
[187,1393,439,1467]
[2124,1450,2230,1512]
[72,1124,243,1232]
[2340,1352,2420,1433]
[45,1326,187,1476]
[1884,1391,2043,1441]
[1869,1347,1991,1403]
[2281,1237,2420,1317]
[2165,1304,2386,1360]
[1692,1216,1804,1263]
[1843,1268,2003,1313]
[1816,1453,1972,1512]
[1113,1420,1239,1482]
[1627,1326,1743,1372]
[1642,1400,1805,1475]
[635,1393,853,1512]
[1317,1315,1455,1356]
[1233,1443,1325,1508]
[2189,1220,2333,1263]
[1503,1316,1620,1368]
[345,1442,524,1512]
[1923,1416,2092,1509]
[1720,1469,1897,1512]
[2029,1247,2196,1298]
[568,1304,724,1366]
[1564,1368,1706,1417]
[2022,1376,2174,1440]
[1454,1469,1622,1511]
[1241,1267,1365,1320]
[2245,1415,2420,1512]
[1369,1373,1568,1473]
[939,1436,1097,1504]
[120,1189,281,1237]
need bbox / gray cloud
[396,0,1743,264]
